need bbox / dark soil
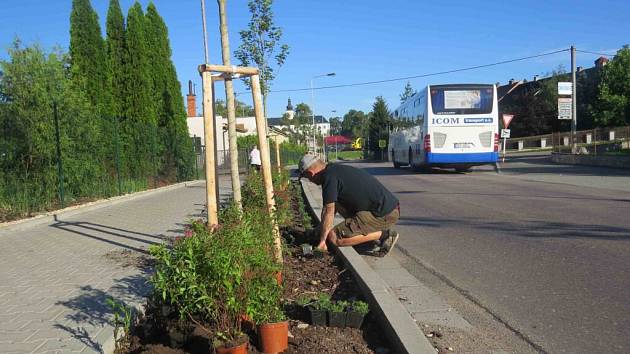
[120,181,391,354]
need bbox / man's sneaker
[379,230,399,256]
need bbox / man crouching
[299,154,400,256]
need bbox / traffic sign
[558,82,573,96]
[378,139,387,148]
[558,98,572,120]
[502,114,514,129]
[501,129,511,138]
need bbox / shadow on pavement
[55,272,151,353]
[398,216,630,241]
[50,217,166,254]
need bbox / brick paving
[0,179,232,353]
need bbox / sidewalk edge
[1,180,205,233]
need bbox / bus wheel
[392,150,401,168]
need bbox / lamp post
[311,72,335,155]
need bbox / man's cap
[298,153,320,175]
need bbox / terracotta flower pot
[215,341,248,354]
[257,321,289,354]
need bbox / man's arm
[318,202,336,250]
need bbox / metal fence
[192,147,305,178]
[505,125,630,154]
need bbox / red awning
[324,135,352,144]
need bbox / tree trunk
[217,0,242,209]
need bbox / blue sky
[1,0,628,119]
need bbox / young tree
[217,0,242,209]
[234,0,290,116]
[592,46,630,127]
[400,81,417,103]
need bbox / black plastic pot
[328,311,346,328]
[308,307,327,326]
[345,311,366,328]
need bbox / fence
[505,125,630,154]
[192,146,305,178]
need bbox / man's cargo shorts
[334,206,399,238]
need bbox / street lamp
[311,72,335,155]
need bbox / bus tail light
[424,134,431,152]
[494,133,499,152]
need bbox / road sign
[502,114,514,129]
[558,97,572,120]
[378,139,387,148]
[558,82,573,95]
[501,129,511,138]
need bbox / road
[351,154,630,354]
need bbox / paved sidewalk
[0,178,232,354]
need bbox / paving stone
[0,179,226,354]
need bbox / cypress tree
[69,0,110,115]
[125,2,157,177]
[145,2,194,180]
[106,0,126,119]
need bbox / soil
[120,181,392,354]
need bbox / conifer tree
[144,2,193,180]
[69,0,110,115]
[106,0,126,119]
[125,2,157,177]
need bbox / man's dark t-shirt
[321,164,398,217]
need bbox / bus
[390,84,499,172]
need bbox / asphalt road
[350,155,630,354]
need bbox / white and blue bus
[390,84,499,172]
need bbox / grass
[328,150,363,161]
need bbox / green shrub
[350,300,369,315]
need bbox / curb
[1,180,205,233]
[299,179,435,354]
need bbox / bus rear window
[431,88,493,115]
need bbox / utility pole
[217,0,242,210]
[571,45,577,154]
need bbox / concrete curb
[1,180,205,233]
[300,179,435,354]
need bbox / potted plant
[213,331,249,354]
[248,275,288,354]
[328,300,348,328]
[346,300,369,328]
[293,295,313,322]
[308,293,330,326]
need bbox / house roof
[267,115,328,126]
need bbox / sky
[1,0,628,120]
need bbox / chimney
[508,78,515,85]
[577,66,584,73]
[533,75,539,81]
[186,80,196,117]
[594,56,609,69]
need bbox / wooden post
[251,74,282,264]
[201,71,218,226]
